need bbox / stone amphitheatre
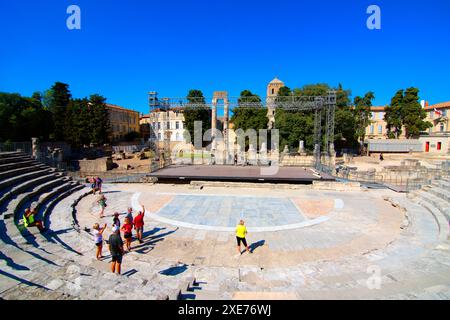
[0,149,449,300]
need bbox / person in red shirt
[134,205,145,244]
[121,217,133,252]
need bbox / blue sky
[0,0,449,114]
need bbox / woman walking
[121,217,133,252]
[97,194,107,218]
[236,220,251,255]
[93,223,107,260]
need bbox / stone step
[13,176,70,223]
[185,289,222,300]
[0,159,38,172]
[432,180,450,189]
[0,168,54,192]
[0,172,61,211]
[33,181,78,216]
[413,190,450,221]
[0,151,26,159]
[0,156,33,165]
[0,164,49,182]
[41,184,84,225]
[424,185,450,203]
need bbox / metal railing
[0,141,32,154]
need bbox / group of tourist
[93,206,145,275]
[86,176,103,194]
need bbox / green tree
[47,82,72,141]
[384,90,404,139]
[276,86,314,151]
[401,88,432,138]
[231,90,267,131]
[88,94,110,145]
[0,92,53,142]
[353,92,375,152]
[182,89,211,147]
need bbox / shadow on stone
[159,264,188,276]
[249,240,265,253]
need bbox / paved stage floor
[149,165,335,183]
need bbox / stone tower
[266,77,285,129]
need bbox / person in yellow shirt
[236,220,251,255]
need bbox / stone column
[298,140,305,155]
[224,98,229,163]
[31,137,39,160]
[211,99,217,144]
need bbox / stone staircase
[0,152,198,300]
[408,177,450,242]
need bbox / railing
[112,144,148,153]
[0,141,32,154]
[335,162,450,192]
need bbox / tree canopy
[182,89,211,147]
[0,82,110,147]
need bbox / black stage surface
[149,165,335,184]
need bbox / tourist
[112,212,121,228]
[126,207,134,225]
[234,154,238,166]
[121,217,133,252]
[93,223,107,260]
[380,153,384,161]
[236,220,251,255]
[133,205,145,244]
[87,177,97,194]
[97,194,107,218]
[95,176,103,194]
[23,208,45,232]
[109,226,124,275]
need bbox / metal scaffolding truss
[148,91,337,164]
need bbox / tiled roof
[425,101,450,111]
[106,103,139,113]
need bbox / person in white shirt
[93,223,107,260]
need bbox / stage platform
[149,165,335,184]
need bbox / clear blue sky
[1,0,449,114]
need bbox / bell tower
[266,77,285,129]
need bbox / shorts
[236,237,247,247]
[95,242,102,247]
[135,227,144,233]
[111,254,122,264]
[124,233,132,239]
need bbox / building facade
[106,103,140,142]
[140,109,185,147]
[364,102,450,154]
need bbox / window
[158,133,161,141]
[437,142,442,151]
[378,125,383,134]
[443,109,448,117]
[370,125,374,134]
[371,112,376,120]
[430,111,434,119]
[176,121,180,129]
[272,89,275,95]
[167,122,170,129]
[440,123,445,132]
[157,122,161,130]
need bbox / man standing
[134,205,145,244]
[236,220,251,255]
[109,226,124,275]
